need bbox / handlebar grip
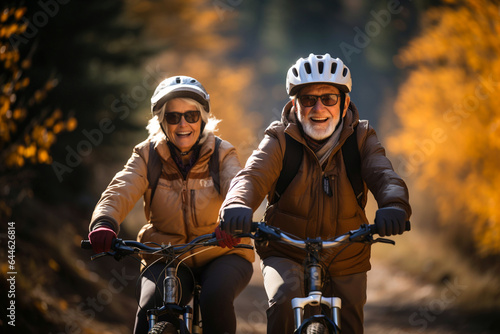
[369,220,411,235]
[81,240,92,249]
[405,221,411,231]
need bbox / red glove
[215,225,241,249]
[88,227,116,253]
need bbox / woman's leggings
[133,254,253,334]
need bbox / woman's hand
[215,225,241,249]
[88,227,117,253]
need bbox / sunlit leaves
[128,0,261,161]
[388,0,500,255]
[126,0,237,54]
[0,6,77,169]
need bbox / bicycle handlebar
[237,221,411,250]
[81,232,253,261]
[82,221,410,258]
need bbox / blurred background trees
[1,0,499,332]
[0,6,77,218]
[387,0,500,256]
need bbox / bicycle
[81,233,252,334]
[235,221,411,334]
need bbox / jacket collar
[153,131,216,164]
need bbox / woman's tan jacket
[90,132,254,268]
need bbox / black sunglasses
[298,94,340,107]
[164,110,201,125]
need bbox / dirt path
[234,254,499,334]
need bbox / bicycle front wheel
[302,321,329,334]
[148,321,177,334]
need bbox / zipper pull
[181,181,187,203]
[323,175,333,197]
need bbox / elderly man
[219,54,411,333]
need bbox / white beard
[297,113,339,140]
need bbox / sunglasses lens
[165,111,200,124]
[321,95,337,106]
[165,113,181,124]
[299,96,317,107]
[299,94,338,107]
[184,110,200,123]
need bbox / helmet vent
[176,77,181,83]
[342,67,348,77]
[304,62,312,74]
[292,67,299,77]
[331,63,338,74]
[317,55,323,59]
[318,62,324,74]
[190,79,196,83]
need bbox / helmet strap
[334,93,346,132]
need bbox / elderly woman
[88,76,254,334]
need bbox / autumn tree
[387,0,500,255]
[125,0,262,161]
[0,6,77,219]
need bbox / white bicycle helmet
[151,76,210,119]
[286,53,352,96]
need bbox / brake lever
[257,224,282,240]
[91,239,137,261]
[234,244,254,250]
[373,237,395,245]
[90,252,109,261]
[348,224,372,242]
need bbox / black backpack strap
[147,141,163,204]
[341,126,364,208]
[209,136,222,194]
[270,133,303,205]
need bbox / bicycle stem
[290,242,343,331]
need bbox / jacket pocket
[265,207,309,238]
[190,187,222,229]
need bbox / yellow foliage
[14,8,26,20]
[126,0,237,55]
[132,0,262,162]
[66,117,78,131]
[24,143,36,158]
[152,52,262,162]
[48,258,60,272]
[0,6,76,170]
[1,10,8,23]
[387,0,500,255]
[58,299,68,311]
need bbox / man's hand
[220,204,253,235]
[215,225,241,249]
[88,227,116,253]
[374,207,407,237]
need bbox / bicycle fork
[147,267,198,332]
[191,284,202,334]
[291,262,342,331]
